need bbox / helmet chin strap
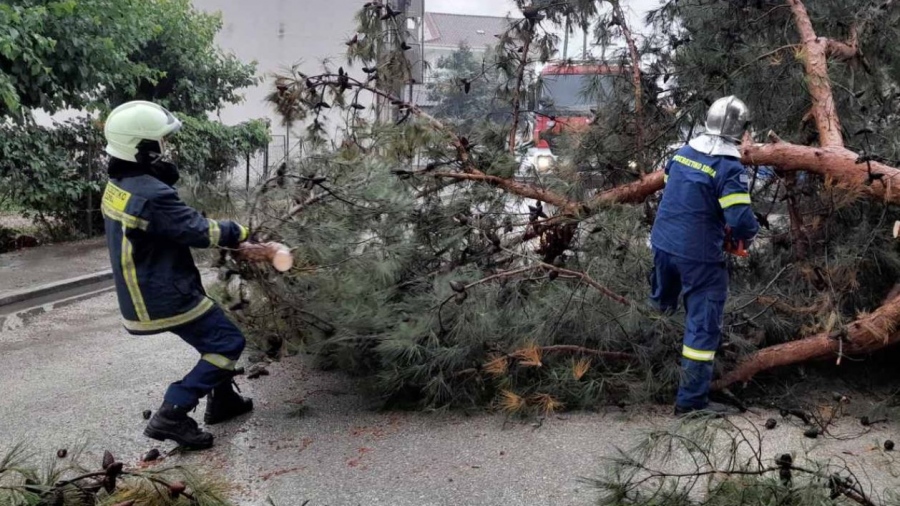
[135,140,180,187]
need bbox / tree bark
[742,142,899,202]
[787,0,845,148]
[593,171,665,205]
[508,29,534,155]
[714,293,900,389]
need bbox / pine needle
[499,390,527,414]
[572,358,591,381]
[512,342,543,368]
[483,354,509,377]
[531,393,565,415]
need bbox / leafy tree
[0,118,105,239]
[100,0,258,116]
[0,0,154,117]
[0,0,269,238]
[170,115,271,183]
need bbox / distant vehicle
[519,61,627,175]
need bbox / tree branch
[508,28,534,154]
[714,289,900,389]
[741,142,900,203]
[825,23,860,61]
[431,171,581,212]
[539,261,632,306]
[787,0,845,148]
[593,171,665,205]
[609,0,644,167]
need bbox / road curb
[0,285,116,332]
[0,270,114,308]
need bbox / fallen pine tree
[219,0,900,412]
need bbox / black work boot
[204,381,253,425]
[144,402,214,449]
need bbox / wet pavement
[1,291,899,505]
[0,237,110,298]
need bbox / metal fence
[227,136,306,191]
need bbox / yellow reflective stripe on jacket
[663,174,669,184]
[102,183,148,230]
[121,231,149,321]
[103,182,131,211]
[719,193,752,209]
[683,345,716,362]
[209,220,221,247]
[123,298,216,333]
[102,204,149,230]
[239,225,250,242]
[673,155,716,178]
[202,353,237,370]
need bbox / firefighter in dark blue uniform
[102,101,254,449]
[650,96,760,416]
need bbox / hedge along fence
[0,116,270,242]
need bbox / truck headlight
[536,155,554,172]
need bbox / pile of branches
[0,444,233,505]
[219,0,900,412]
[589,415,900,506]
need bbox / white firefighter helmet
[104,101,182,162]
[704,96,750,143]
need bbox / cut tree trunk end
[237,242,294,272]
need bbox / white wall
[192,0,361,130]
[190,0,366,183]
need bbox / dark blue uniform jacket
[101,166,247,335]
[651,145,759,263]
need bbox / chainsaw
[724,227,749,258]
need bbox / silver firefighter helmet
[705,96,750,143]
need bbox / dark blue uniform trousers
[649,248,728,410]
[163,306,246,409]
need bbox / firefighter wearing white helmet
[101,100,253,449]
[104,100,183,162]
[649,96,759,417]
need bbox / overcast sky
[426,0,661,30]
[426,0,662,59]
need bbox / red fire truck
[522,62,625,174]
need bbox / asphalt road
[1,292,898,505]
[0,237,110,299]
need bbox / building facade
[189,1,510,181]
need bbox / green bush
[0,118,105,239]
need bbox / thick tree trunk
[742,142,900,203]
[594,171,665,205]
[715,293,900,389]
